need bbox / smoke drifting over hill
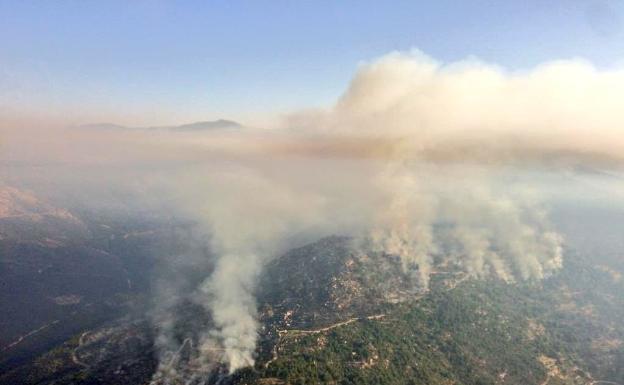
[3,50,624,378]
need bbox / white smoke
[363,161,563,286]
[194,173,315,372]
[5,49,624,378]
[159,168,326,376]
[368,160,437,286]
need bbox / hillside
[1,234,622,385]
[0,187,194,374]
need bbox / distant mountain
[77,123,128,130]
[171,119,242,131]
[77,119,242,132]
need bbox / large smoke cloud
[3,50,624,380]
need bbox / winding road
[0,320,60,352]
[265,314,386,368]
[71,331,90,368]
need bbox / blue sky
[1,0,623,125]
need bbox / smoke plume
[4,50,624,379]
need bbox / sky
[1,0,624,126]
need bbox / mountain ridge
[77,119,243,132]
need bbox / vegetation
[2,237,623,385]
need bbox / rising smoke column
[281,49,624,286]
[365,161,563,286]
[8,49,624,380]
[170,167,325,376]
[368,159,437,287]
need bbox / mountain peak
[172,119,242,131]
[77,120,242,132]
[77,123,128,130]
